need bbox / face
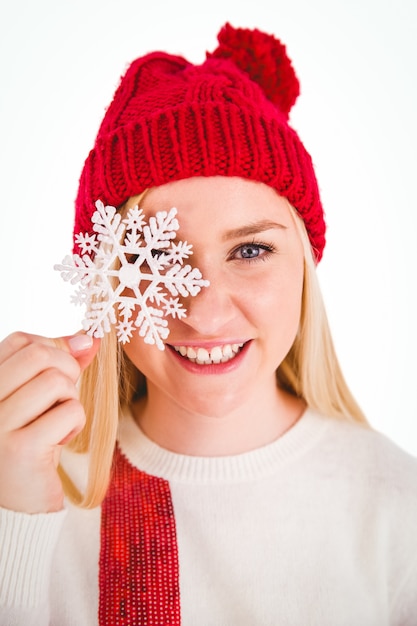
[123,176,304,419]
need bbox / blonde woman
[1,23,416,625]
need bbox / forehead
[132,176,294,230]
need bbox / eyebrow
[222,220,287,241]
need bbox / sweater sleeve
[391,553,417,626]
[0,506,67,625]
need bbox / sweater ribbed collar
[118,407,331,484]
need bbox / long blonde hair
[60,201,367,508]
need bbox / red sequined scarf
[99,446,181,624]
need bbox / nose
[181,272,236,336]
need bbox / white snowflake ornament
[54,200,209,350]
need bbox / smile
[172,343,245,365]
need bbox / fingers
[0,330,99,512]
[1,368,79,431]
[0,331,59,365]
[0,330,99,367]
[0,340,81,402]
[0,330,100,443]
[0,331,100,400]
[63,333,101,370]
[0,330,101,432]
[22,398,86,448]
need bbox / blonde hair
[60,200,367,508]
[277,203,366,423]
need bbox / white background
[1,0,416,455]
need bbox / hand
[0,331,100,514]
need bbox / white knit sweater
[1,408,417,625]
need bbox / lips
[172,342,245,365]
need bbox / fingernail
[68,334,94,353]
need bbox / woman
[1,23,416,625]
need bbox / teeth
[222,345,233,359]
[173,343,244,364]
[187,347,197,359]
[210,346,223,364]
[196,348,210,364]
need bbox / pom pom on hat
[208,23,300,119]
[75,23,326,262]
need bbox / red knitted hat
[74,23,326,261]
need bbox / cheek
[122,336,156,378]
[254,257,303,306]
[249,260,304,338]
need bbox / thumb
[61,332,101,370]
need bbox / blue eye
[232,242,275,261]
[239,244,262,259]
